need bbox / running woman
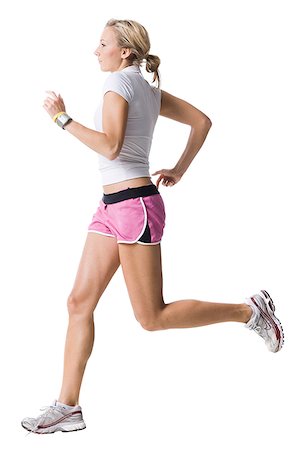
[21,18,284,434]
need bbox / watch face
[57,113,69,127]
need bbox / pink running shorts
[87,184,166,245]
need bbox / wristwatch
[56,113,73,130]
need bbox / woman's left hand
[43,90,66,119]
[151,167,182,188]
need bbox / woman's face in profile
[94,27,124,72]
[94,26,132,72]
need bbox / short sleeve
[151,86,161,105]
[102,72,134,103]
[150,86,162,115]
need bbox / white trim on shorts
[136,241,161,245]
[87,230,115,238]
[116,197,148,244]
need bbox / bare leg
[118,243,252,331]
[159,299,252,330]
[58,233,120,405]
[59,300,249,404]
[58,312,95,405]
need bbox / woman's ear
[121,47,132,60]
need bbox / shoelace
[252,319,271,336]
[25,404,60,436]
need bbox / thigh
[118,242,165,327]
[69,232,120,312]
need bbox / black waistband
[102,183,160,204]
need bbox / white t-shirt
[93,65,161,185]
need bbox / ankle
[57,397,78,407]
[240,304,253,323]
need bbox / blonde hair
[105,18,161,88]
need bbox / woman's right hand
[151,167,183,189]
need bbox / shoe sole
[22,421,86,434]
[251,290,284,352]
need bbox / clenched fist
[43,91,66,119]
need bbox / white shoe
[245,290,284,352]
[21,400,86,434]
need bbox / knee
[139,315,164,332]
[67,292,91,317]
[67,293,81,316]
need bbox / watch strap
[56,113,73,130]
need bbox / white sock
[245,303,258,327]
[56,401,76,410]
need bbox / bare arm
[65,91,128,160]
[43,90,128,161]
[159,90,212,176]
[63,120,114,159]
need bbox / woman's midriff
[102,177,153,194]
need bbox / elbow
[100,132,122,160]
[108,143,122,161]
[193,115,212,131]
[204,116,212,129]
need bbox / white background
[0,0,299,448]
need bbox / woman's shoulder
[103,70,133,90]
[102,71,134,103]
[104,69,132,82]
